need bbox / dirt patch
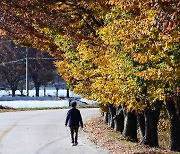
[83,116,177,154]
[0,109,15,113]
[0,105,15,113]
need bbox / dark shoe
[74,142,78,146]
[71,141,74,146]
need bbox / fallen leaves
[83,116,177,154]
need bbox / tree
[28,48,56,96]
[0,39,25,96]
[165,92,180,151]
[52,74,66,97]
[0,0,179,151]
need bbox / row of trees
[0,0,179,151]
[0,39,57,96]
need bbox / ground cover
[83,117,180,154]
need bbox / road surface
[0,108,108,154]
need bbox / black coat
[65,107,83,127]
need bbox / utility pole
[26,48,29,96]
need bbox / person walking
[65,101,83,146]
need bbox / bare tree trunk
[165,97,180,152]
[56,88,59,97]
[12,88,16,97]
[11,84,17,97]
[114,105,124,132]
[20,89,23,96]
[138,100,162,147]
[44,86,46,97]
[107,103,116,128]
[137,113,145,143]
[123,109,137,141]
[143,109,159,147]
[35,85,39,96]
[67,88,69,98]
[103,112,109,124]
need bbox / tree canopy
[0,0,180,151]
[0,0,180,110]
[0,0,179,109]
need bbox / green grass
[108,131,137,147]
[108,132,121,139]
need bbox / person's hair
[71,101,77,107]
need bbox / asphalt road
[0,108,108,154]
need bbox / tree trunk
[35,85,40,96]
[20,89,23,96]
[165,97,180,152]
[11,84,17,97]
[143,109,159,147]
[138,100,162,147]
[31,76,41,97]
[123,110,137,141]
[56,88,59,97]
[67,88,69,98]
[12,89,16,97]
[137,113,145,143]
[103,112,109,124]
[114,105,124,132]
[44,86,46,97]
[107,103,116,128]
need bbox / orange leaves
[0,29,7,36]
[133,52,149,64]
[34,0,180,113]
[136,66,177,84]
[0,0,179,113]
[162,12,178,33]
[133,49,162,64]
[163,20,178,33]
[108,0,150,14]
[136,68,161,80]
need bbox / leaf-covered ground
[83,117,179,154]
[0,105,14,113]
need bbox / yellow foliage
[13,0,180,113]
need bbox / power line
[0,57,62,66]
[29,57,62,60]
[0,59,24,66]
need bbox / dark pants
[70,126,79,143]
